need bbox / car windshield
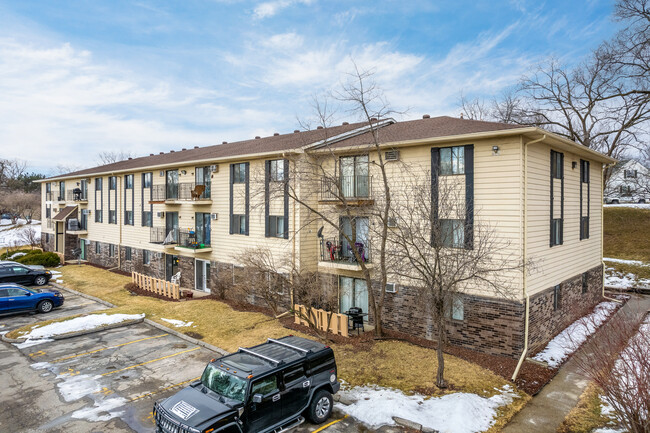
[201,364,247,402]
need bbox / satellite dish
[317,226,324,238]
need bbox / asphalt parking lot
[0,287,401,433]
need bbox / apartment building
[38,116,616,358]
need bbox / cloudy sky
[0,0,621,174]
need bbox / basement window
[553,285,561,310]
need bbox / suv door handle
[272,394,281,402]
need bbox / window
[440,146,465,175]
[109,176,117,190]
[580,160,590,240]
[269,159,285,182]
[143,250,150,265]
[283,366,305,384]
[582,272,588,294]
[44,233,49,243]
[385,283,397,293]
[95,178,103,223]
[45,207,51,218]
[142,172,152,188]
[46,183,51,193]
[124,174,133,189]
[142,211,152,227]
[59,181,65,201]
[624,169,638,179]
[580,160,590,183]
[124,210,133,225]
[440,219,465,248]
[340,155,369,198]
[580,217,589,240]
[267,215,285,238]
[251,375,278,396]
[109,244,116,257]
[620,185,633,196]
[451,297,464,321]
[95,242,101,254]
[553,284,561,310]
[551,150,563,179]
[551,219,563,246]
[232,215,246,235]
[233,163,247,183]
[109,210,117,224]
[125,247,132,261]
[195,166,212,198]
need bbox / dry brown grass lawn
[23,264,530,429]
[604,207,650,262]
[557,384,617,433]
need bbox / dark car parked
[0,263,52,286]
[0,283,64,314]
[154,336,340,433]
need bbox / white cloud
[253,0,315,19]
[261,32,304,50]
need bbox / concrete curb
[1,318,144,344]
[144,319,230,356]
[48,282,117,308]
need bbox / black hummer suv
[154,336,340,433]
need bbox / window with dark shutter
[580,160,590,240]
[550,150,564,247]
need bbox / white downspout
[601,162,622,304]
[512,134,545,381]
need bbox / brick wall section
[64,233,79,261]
[41,233,55,252]
[86,240,119,268]
[528,264,603,354]
[178,256,195,290]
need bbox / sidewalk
[503,294,650,433]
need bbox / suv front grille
[155,405,193,433]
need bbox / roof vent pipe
[342,122,349,125]
[317,126,323,130]
[194,146,199,149]
[222,141,227,144]
[370,117,377,122]
[255,136,260,139]
[274,133,280,136]
[423,114,430,119]
[294,130,300,133]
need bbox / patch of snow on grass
[533,301,618,368]
[604,257,650,267]
[604,203,650,209]
[337,385,518,433]
[0,220,41,248]
[18,313,144,342]
[161,318,193,328]
[9,252,26,259]
[605,265,650,290]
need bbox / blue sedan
[0,284,64,314]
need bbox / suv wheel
[37,300,54,313]
[612,199,620,204]
[34,276,47,286]
[308,389,333,424]
[639,199,646,204]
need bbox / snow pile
[337,385,518,433]
[9,252,27,259]
[49,270,63,283]
[605,266,650,290]
[0,220,41,248]
[604,258,650,267]
[16,313,144,343]
[161,318,194,327]
[71,396,128,422]
[533,301,618,368]
[604,203,650,209]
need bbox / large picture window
[233,163,247,183]
[440,219,465,248]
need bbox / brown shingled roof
[47,120,370,180]
[327,116,525,149]
[46,116,525,180]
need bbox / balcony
[46,219,52,229]
[66,189,88,203]
[174,229,212,254]
[319,238,371,270]
[56,194,67,204]
[149,182,211,205]
[150,227,178,248]
[319,176,374,206]
[67,218,88,235]
[45,192,53,201]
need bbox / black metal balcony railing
[320,238,371,264]
[45,192,53,201]
[66,190,88,201]
[320,176,372,201]
[150,182,211,201]
[177,229,211,250]
[46,219,52,229]
[150,227,179,244]
[67,218,86,231]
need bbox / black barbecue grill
[345,307,367,334]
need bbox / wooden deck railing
[293,304,348,337]
[131,271,180,300]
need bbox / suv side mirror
[252,394,263,404]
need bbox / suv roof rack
[267,338,310,354]
[238,347,283,365]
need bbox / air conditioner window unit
[385,283,397,293]
[157,211,165,218]
[385,150,400,161]
[211,213,218,220]
[210,165,219,173]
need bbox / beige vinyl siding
[526,144,603,296]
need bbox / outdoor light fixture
[181,170,187,175]
[492,145,499,155]
[572,161,578,169]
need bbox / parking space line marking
[100,347,200,377]
[51,334,170,363]
[312,415,348,432]
[130,376,201,402]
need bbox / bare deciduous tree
[573,309,650,433]
[388,171,525,388]
[0,192,40,223]
[97,150,135,165]
[17,225,40,250]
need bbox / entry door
[80,240,86,260]
[195,260,210,292]
[166,170,179,199]
[166,212,179,243]
[195,213,211,246]
[56,222,64,253]
[165,254,179,281]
